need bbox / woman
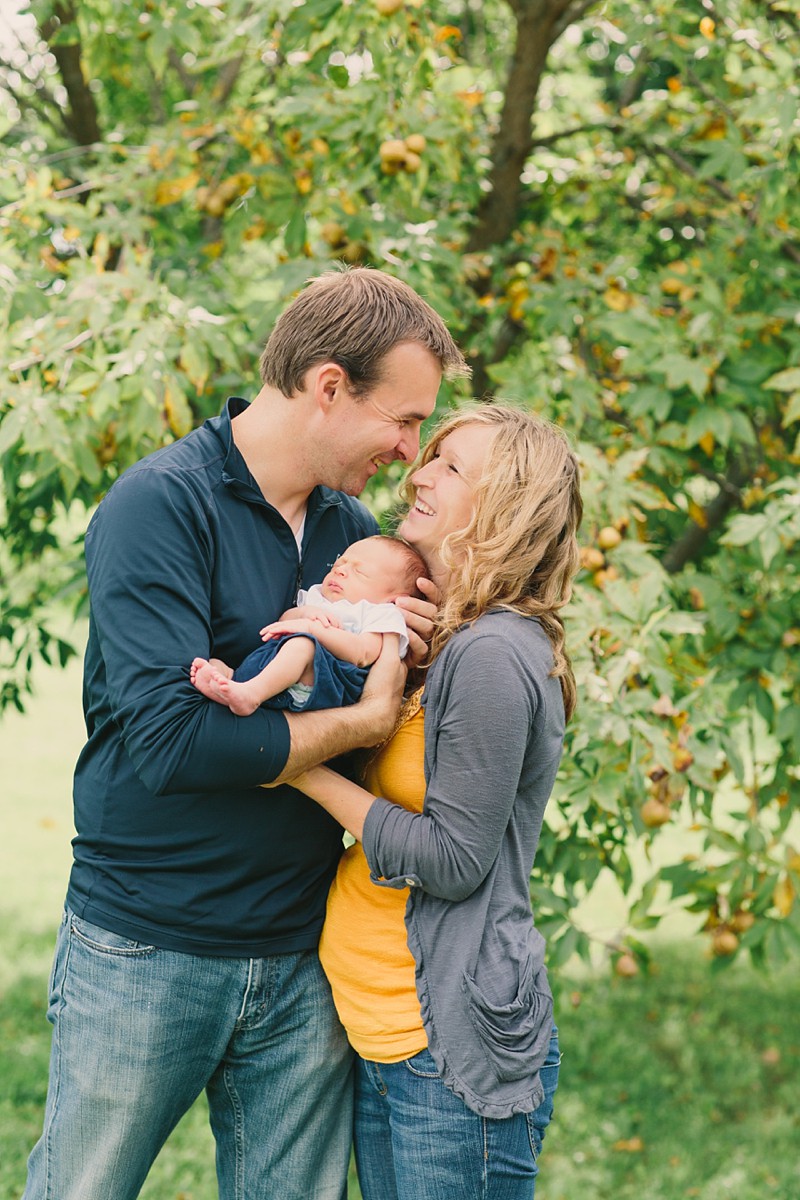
[289,403,582,1200]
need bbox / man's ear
[312,361,350,413]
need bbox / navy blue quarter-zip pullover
[67,398,378,955]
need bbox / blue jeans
[353,1029,560,1200]
[23,909,353,1200]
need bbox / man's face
[325,342,441,496]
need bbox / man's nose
[397,425,421,463]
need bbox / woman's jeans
[23,909,353,1200]
[354,1028,560,1200]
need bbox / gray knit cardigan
[362,610,565,1119]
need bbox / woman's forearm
[290,765,375,840]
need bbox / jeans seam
[43,914,72,1200]
[222,1065,246,1199]
[482,1117,489,1198]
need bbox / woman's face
[398,422,496,563]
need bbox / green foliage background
[1,0,799,969]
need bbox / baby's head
[319,536,428,605]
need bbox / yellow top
[319,696,427,1062]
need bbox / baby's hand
[297,606,342,629]
[260,618,317,640]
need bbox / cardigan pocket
[462,962,554,1085]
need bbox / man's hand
[358,635,407,743]
[395,576,440,668]
[266,637,406,785]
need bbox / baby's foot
[190,657,208,686]
[191,658,235,706]
[214,677,262,717]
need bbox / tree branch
[214,53,246,106]
[168,48,197,96]
[0,67,71,138]
[648,140,800,265]
[552,0,598,40]
[662,451,758,574]
[531,120,622,148]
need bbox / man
[23,268,467,1200]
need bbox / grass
[2,647,798,1200]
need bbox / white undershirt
[293,514,306,553]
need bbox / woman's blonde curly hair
[402,403,583,721]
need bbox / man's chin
[328,464,378,496]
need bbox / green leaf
[659,354,709,400]
[764,367,800,392]
[780,392,800,427]
[284,206,307,256]
[327,65,350,89]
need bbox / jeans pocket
[70,913,156,956]
[403,1047,440,1079]
[46,909,70,1021]
[525,1028,560,1159]
[525,1111,544,1161]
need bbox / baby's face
[319,539,409,605]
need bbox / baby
[190,535,427,717]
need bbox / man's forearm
[271,704,383,783]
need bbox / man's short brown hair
[259,266,469,398]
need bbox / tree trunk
[468,0,594,252]
[42,2,101,146]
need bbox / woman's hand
[396,576,440,668]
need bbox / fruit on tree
[615,952,640,978]
[598,526,622,550]
[729,910,755,933]
[711,928,739,956]
[321,221,347,249]
[672,748,694,773]
[375,0,404,13]
[580,546,605,572]
[379,139,409,164]
[640,797,671,828]
[404,133,426,154]
[592,566,619,589]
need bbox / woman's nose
[411,460,435,486]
